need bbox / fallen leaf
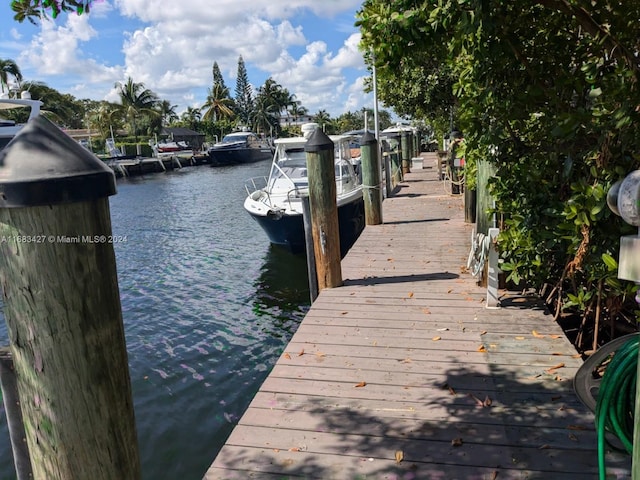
[483,396,492,407]
[283,353,291,360]
[437,327,449,331]
[451,438,463,447]
[432,336,442,341]
[545,362,565,374]
[448,385,456,395]
[315,351,326,357]
[569,434,578,442]
[532,330,545,338]
[480,330,487,335]
[538,444,550,449]
[289,447,300,452]
[447,289,453,293]
[298,349,305,357]
[395,450,404,463]
[489,471,499,480]
[400,358,412,364]
[407,292,414,298]
[422,308,431,314]
[341,311,348,315]
[549,334,562,339]
[515,336,525,340]
[567,424,588,430]
[355,381,367,388]
[477,345,487,352]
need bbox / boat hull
[208,147,272,166]
[247,197,365,256]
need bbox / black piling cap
[304,127,334,153]
[361,131,376,146]
[0,115,116,208]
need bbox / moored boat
[208,131,273,166]
[0,91,43,151]
[153,140,194,160]
[243,125,365,255]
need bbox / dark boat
[208,131,273,166]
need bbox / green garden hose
[595,335,638,479]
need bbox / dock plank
[204,158,631,479]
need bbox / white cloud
[6,0,373,117]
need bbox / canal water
[0,161,311,480]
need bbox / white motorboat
[0,91,43,151]
[243,124,365,255]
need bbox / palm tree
[251,96,278,136]
[180,107,202,131]
[288,102,308,125]
[115,77,159,141]
[0,58,23,94]
[202,83,234,122]
[313,109,332,131]
[157,100,178,126]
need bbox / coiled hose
[596,335,638,479]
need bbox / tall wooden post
[360,132,382,225]
[305,128,342,290]
[401,131,411,174]
[0,117,141,480]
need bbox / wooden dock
[204,154,631,479]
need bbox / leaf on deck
[355,381,367,388]
[407,292,414,298]
[451,438,463,447]
[298,349,305,356]
[545,362,565,374]
[477,345,487,352]
[432,336,442,341]
[532,330,545,338]
[283,353,291,360]
[395,450,404,463]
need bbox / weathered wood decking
[205,155,631,479]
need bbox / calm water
[0,162,311,479]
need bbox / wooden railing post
[305,128,342,290]
[360,131,383,225]
[0,116,141,480]
[401,131,411,174]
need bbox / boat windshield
[221,133,249,144]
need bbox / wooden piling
[401,131,411,174]
[0,116,141,480]
[360,132,383,225]
[305,128,342,290]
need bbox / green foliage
[11,0,93,24]
[358,0,640,348]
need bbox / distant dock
[102,153,210,177]
[204,154,631,479]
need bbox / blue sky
[0,0,375,118]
